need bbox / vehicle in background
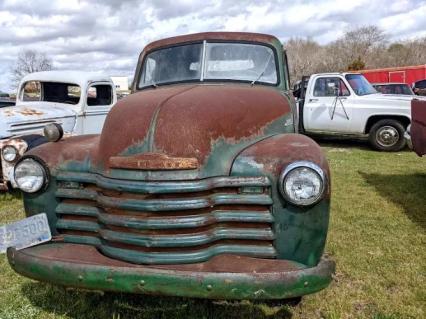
[412,79,426,96]
[6,32,335,300]
[360,64,426,86]
[405,99,426,156]
[0,92,15,108]
[372,82,415,96]
[0,71,117,190]
[293,73,416,151]
[0,98,15,108]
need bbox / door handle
[309,98,319,102]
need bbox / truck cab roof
[309,72,360,77]
[20,71,113,88]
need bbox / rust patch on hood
[3,108,45,117]
[97,84,291,167]
[97,85,195,166]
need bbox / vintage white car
[0,71,117,190]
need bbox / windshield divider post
[200,40,207,82]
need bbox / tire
[368,119,406,151]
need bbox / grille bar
[100,228,274,247]
[100,244,276,265]
[56,189,273,211]
[56,203,274,229]
[56,223,274,248]
[59,234,276,265]
[56,171,270,194]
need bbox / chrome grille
[54,172,276,264]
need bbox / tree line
[10,25,426,90]
[285,25,426,86]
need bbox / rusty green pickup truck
[6,32,335,300]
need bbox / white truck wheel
[368,119,406,151]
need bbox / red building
[360,64,426,85]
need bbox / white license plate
[0,213,51,253]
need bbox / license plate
[0,213,51,253]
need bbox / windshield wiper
[251,53,273,86]
[148,81,158,88]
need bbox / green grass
[0,142,425,319]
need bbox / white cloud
[0,0,425,91]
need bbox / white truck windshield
[345,74,377,96]
[139,42,278,88]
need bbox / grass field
[0,141,424,319]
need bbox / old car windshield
[139,42,278,88]
[345,74,377,96]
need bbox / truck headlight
[14,158,48,193]
[279,161,326,206]
[2,145,18,162]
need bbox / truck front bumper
[7,243,335,300]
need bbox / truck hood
[0,104,76,139]
[96,84,292,176]
[367,93,426,102]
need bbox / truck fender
[230,133,330,267]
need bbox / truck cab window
[22,81,81,104]
[22,81,41,101]
[87,85,113,106]
[43,82,81,104]
[313,77,350,97]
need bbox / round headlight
[14,158,47,193]
[43,123,64,142]
[2,145,18,162]
[279,161,326,206]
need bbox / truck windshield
[345,74,377,96]
[139,42,278,88]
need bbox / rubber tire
[368,119,406,151]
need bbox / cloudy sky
[0,0,425,91]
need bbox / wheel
[368,119,406,151]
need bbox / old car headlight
[2,145,18,162]
[279,161,325,206]
[14,158,47,193]
[43,123,64,142]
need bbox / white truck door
[79,82,115,134]
[303,76,352,133]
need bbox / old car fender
[230,133,330,267]
[0,138,28,189]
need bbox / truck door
[79,82,115,134]
[303,76,351,133]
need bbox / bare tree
[285,38,331,86]
[10,50,53,88]
[328,25,387,71]
[284,25,426,84]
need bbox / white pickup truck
[0,71,117,190]
[293,73,424,151]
